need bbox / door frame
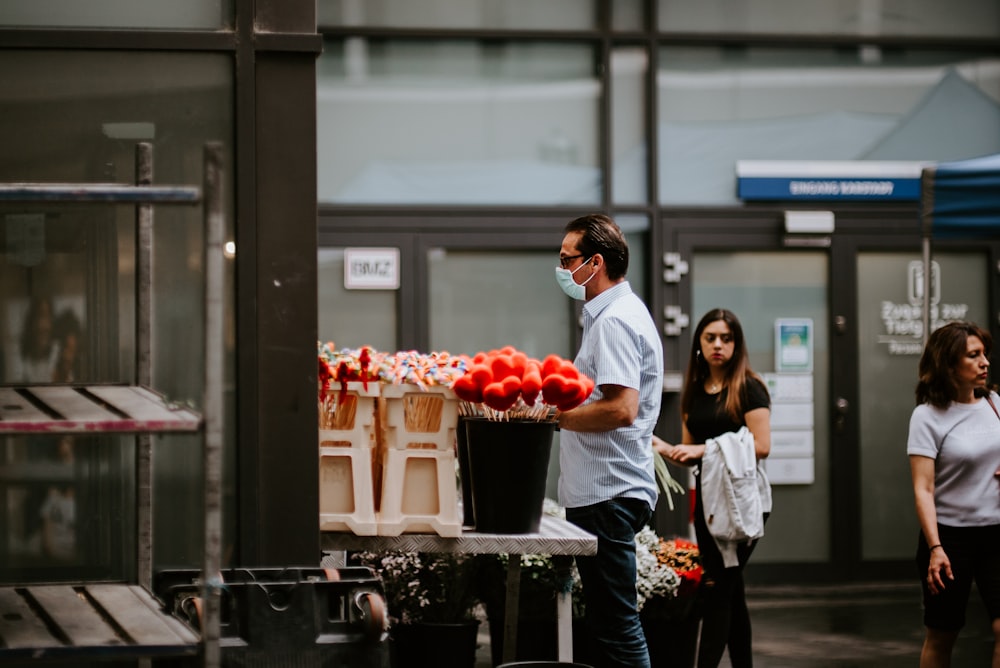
[831,224,1000,580]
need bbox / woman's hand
[927,546,953,595]
[653,435,704,465]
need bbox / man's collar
[584,280,631,316]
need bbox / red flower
[655,537,703,596]
[449,346,595,417]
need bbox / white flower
[635,526,681,610]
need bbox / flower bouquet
[639,535,703,668]
[317,342,468,429]
[449,346,595,421]
[638,533,703,621]
[448,346,596,533]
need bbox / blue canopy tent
[919,153,1000,341]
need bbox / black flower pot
[640,596,701,668]
[456,415,476,528]
[389,619,480,668]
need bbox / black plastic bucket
[464,417,555,534]
[456,415,476,528]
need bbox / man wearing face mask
[555,213,663,668]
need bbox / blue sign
[736,160,925,202]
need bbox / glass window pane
[318,248,398,352]
[612,0,644,32]
[318,39,602,205]
[658,0,1000,38]
[428,249,573,360]
[0,50,234,579]
[612,48,648,205]
[0,0,232,30]
[2,433,135,576]
[319,0,596,30]
[858,251,989,560]
[657,47,1000,205]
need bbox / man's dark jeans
[567,497,653,668]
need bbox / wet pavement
[474,581,996,667]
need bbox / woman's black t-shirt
[685,376,770,445]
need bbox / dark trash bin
[154,566,389,667]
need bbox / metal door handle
[834,397,849,431]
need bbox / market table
[321,515,598,663]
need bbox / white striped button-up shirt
[558,280,663,510]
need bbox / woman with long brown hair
[654,308,771,667]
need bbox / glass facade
[0,0,233,29]
[429,249,574,360]
[317,35,1000,208]
[319,0,597,30]
[317,39,601,205]
[611,47,649,205]
[658,0,1000,38]
[0,50,234,577]
[314,0,1000,578]
[657,47,1000,204]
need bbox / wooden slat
[87,386,198,425]
[0,588,55,649]
[0,387,51,423]
[29,387,121,423]
[86,584,199,646]
[27,586,122,647]
[0,385,201,434]
[0,584,200,660]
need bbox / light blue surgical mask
[555,257,595,301]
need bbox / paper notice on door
[770,401,814,429]
[762,457,814,485]
[775,318,813,373]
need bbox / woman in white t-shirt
[907,320,1000,668]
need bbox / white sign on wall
[344,247,400,290]
[763,369,815,485]
[877,260,969,355]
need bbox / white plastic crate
[377,384,459,452]
[318,382,381,535]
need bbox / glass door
[856,250,990,562]
[688,250,831,566]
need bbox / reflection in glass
[0,50,234,581]
[658,0,1000,38]
[0,0,232,29]
[319,0,595,30]
[317,39,602,205]
[612,0,644,32]
[428,249,573,361]
[612,48,648,205]
[657,47,1000,204]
